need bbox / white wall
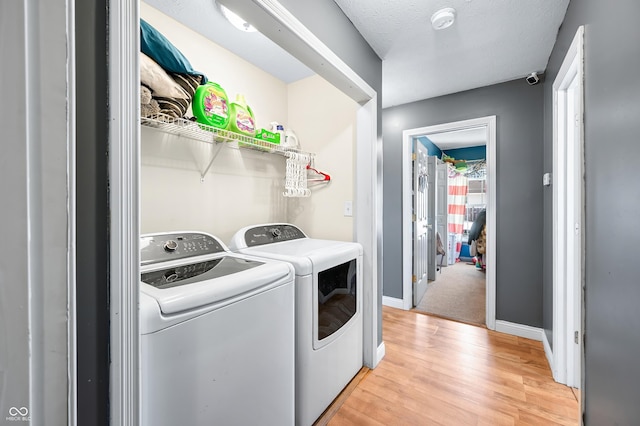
[141,3,290,243]
[140,4,357,244]
[141,2,288,130]
[287,75,358,241]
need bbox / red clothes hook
[306,164,331,182]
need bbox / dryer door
[311,244,363,350]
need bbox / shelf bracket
[199,142,225,182]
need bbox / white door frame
[108,0,141,423]
[401,116,496,330]
[110,0,383,422]
[552,26,584,388]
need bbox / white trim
[401,141,414,310]
[356,98,381,368]
[109,0,141,424]
[376,342,386,366]
[252,0,375,100]
[552,26,584,388]
[543,330,555,375]
[222,0,375,103]
[67,0,78,423]
[401,116,496,330]
[382,296,405,309]
[495,320,544,342]
[485,117,497,330]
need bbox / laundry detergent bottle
[226,94,256,137]
[192,82,230,129]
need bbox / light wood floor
[320,306,579,425]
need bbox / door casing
[551,25,584,390]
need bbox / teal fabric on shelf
[140,19,208,84]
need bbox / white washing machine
[139,231,295,426]
[229,223,363,426]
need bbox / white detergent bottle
[270,122,285,145]
[284,128,299,149]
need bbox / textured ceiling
[334,0,570,107]
[146,0,570,110]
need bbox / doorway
[401,116,496,330]
[413,146,488,326]
[108,0,381,423]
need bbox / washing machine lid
[140,231,294,315]
[141,256,263,290]
[141,256,292,315]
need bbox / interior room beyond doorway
[413,128,487,326]
[401,116,496,329]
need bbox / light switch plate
[543,173,551,186]
[344,201,353,217]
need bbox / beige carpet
[414,261,486,326]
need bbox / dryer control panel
[141,232,225,266]
[244,224,306,247]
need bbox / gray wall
[1,0,71,424]
[382,80,545,326]
[542,0,640,423]
[75,0,111,425]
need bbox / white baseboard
[495,320,544,341]
[542,330,555,377]
[375,342,386,367]
[382,296,405,309]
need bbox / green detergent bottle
[192,82,230,130]
[226,94,256,137]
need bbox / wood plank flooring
[323,307,579,425]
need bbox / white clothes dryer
[139,231,295,426]
[229,223,363,426]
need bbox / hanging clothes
[447,170,468,261]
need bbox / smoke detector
[431,7,456,30]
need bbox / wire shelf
[140,113,314,158]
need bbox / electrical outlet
[344,201,353,217]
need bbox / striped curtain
[448,173,468,260]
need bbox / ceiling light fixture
[431,7,456,30]
[218,2,257,33]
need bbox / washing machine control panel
[244,224,306,247]
[141,232,225,266]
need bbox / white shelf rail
[141,113,314,156]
